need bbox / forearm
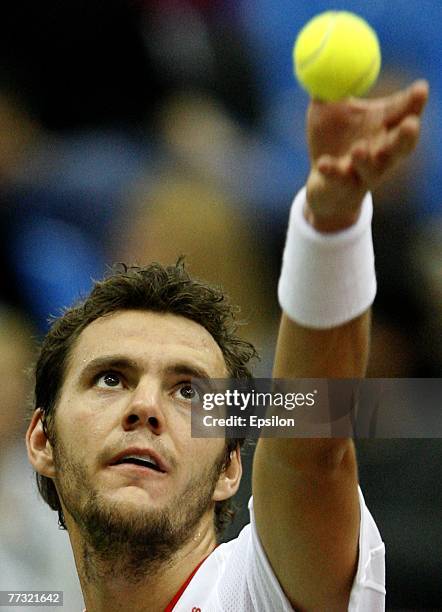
[269,310,370,466]
[273,309,371,379]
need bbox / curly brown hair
[33,260,257,538]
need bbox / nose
[122,381,166,435]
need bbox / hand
[305,80,429,232]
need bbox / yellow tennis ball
[294,11,381,101]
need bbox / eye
[95,371,124,389]
[174,383,202,403]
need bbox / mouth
[109,448,169,474]
[112,456,164,473]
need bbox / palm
[307,98,385,161]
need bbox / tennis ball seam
[296,12,339,71]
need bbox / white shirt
[173,486,385,611]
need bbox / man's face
[41,310,238,565]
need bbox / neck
[67,516,216,612]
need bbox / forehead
[67,309,228,377]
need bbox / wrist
[303,204,362,233]
[305,170,367,233]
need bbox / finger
[383,80,429,128]
[350,142,379,185]
[372,115,421,166]
[351,115,421,183]
[317,154,355,180]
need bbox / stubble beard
[52,436,226,583]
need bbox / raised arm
[253,81,429,611]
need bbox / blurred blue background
[0,1,440,609]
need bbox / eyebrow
[163,364,213,381]
[77,356,138,382]
[77,355,213,383]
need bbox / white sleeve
[217,486,385,611]
[348,487,386,611]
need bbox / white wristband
[278,187,376,329]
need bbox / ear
[212,445,242,502]
[26,409,56,479]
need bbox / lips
[109,447,169,473]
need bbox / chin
[103,485,167,511]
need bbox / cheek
[53,410,112,472]
[180,439,226,480]
[56,393,118,440]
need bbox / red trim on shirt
[164,551,213,612]
[83,551,214,612]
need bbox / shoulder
[175,489,385,611]
[171,527,250,610]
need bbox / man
[26,80,428,611]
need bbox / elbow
[260,438,356,476]
[312,439,358,485]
